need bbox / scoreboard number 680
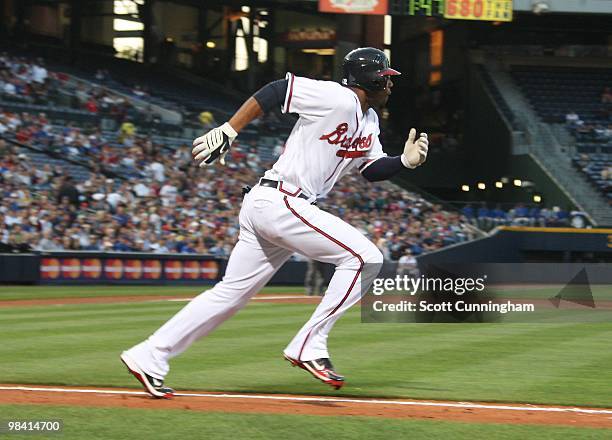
[444,0,513,22]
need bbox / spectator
[56,175,80,207]
[199,111,216,129]
[119,121,136,144]
[396,250,419,278]
[491,204,507,226]
[35,230,62,251]
[159,179,178,206]
[31,60,48,84]
[147,156,166,182]
[85,97,98,113]
[565,110,582,128]
[133,179,152,197]
[477,203,491,229]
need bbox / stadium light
[461,185,470,192]
[495,181,503,188]
[477,183,486,190]
[384,15,392,46]
[513,179,522,187]
[533,195,542,203]
[532,1,550,15]
[302,49,335,56]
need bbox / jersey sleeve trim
[283,72,296,113]
[358,158,377,173]
[358,151,389,173]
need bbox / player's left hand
[401,128,428,169]
[192,122,238,167]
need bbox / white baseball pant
[126,183,383,379]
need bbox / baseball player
[121,47,428,398]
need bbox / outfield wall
[1,228,611,285]
[0,254,40,284]
[0,253,224,285]
[418,227,612,264]
[0,252,332,286]
[417,227,612,284]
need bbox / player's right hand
[192,122,238,167]
[401,128,428,169]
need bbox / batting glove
[401,128,428,169]
[192,122,238,167]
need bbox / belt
[241,178,315,204]
[259,178,312,202]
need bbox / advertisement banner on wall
[40,255,220,284]
[319,0,388,15]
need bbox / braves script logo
[320,123,372,158]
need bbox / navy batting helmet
[341,47,401,92]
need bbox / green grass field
[0,285,304,301]
[1,285,612,438]
[1,405,609,440]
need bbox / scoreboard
[444,0,513,21]
[389,0,513,21]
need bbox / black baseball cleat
[284,354,345,390]
[120,352,174,399]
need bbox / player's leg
[284,253,380,361]
[260,196,383,362]
[123,235,292,380]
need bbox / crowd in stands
[324,176,472,260]
[0,54,130,116]
[572,153,612,203]
[461,203,583,229]
[574,153,612,180]
[0,54,49,104]
[0,107,475,260]
[0,52,478,260]
[0,109,103,169]
[0,52,292,139]
[564,86,612,144]
[7,49,609,263]
[566,112,612,145]
[564,87,612,203]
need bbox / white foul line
[1,386,612,415]
[253,295,311,300]
[166,295,310,302]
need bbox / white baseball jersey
[125,72,388,383]
[263,73,387,198]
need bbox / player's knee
[365,246,384,278]
[360,246,383,283]
[363,244,384,266]
[339,244,383,270]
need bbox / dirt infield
[2,385,612,428]
[0,294,320,308]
